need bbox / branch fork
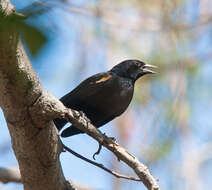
[57,107,160,190]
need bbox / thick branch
[0,1,74,190]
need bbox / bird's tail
[61,125,83,137]
[53,118,83,137]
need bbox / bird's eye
[134,62,140,68]
[134,63,140,69]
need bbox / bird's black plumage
[53,60,156,137]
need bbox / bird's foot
[93,142,102,160]
[92,133,116,160]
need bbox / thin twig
[62,142,141,182]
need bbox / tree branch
[0,167,95,190]
[28,94,160,190]
[63,109,160,190]
[0,1,74,189]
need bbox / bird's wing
[60,72,113,109]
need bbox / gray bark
[0,1,75,190]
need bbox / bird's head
[110,59,157,82]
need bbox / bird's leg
[92,133,116,160]
[79,111,86,117]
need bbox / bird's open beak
[142,64,157,74]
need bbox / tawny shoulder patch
[96,75,112,83]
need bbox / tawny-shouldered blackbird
[54,59,156,137]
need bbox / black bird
[54,59,156,137]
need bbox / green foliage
[19,21,47,56]
[0,8,47,57]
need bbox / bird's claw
[109,136,116,141]
[93,142,102,160]
[103,133,116,142]
[79,111,86,117]
[79,111,91,123]
[92,133,116,160]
